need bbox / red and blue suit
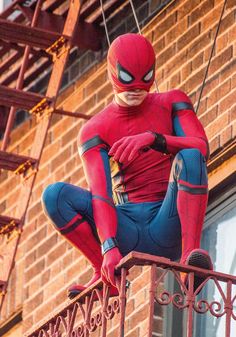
[42,33,212,297]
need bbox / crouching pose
[42,33,213,299]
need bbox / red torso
[81,93,174,203]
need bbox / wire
[100,0,111,47]
[128,0,159,92]
[128,0,142,34]
[196,0,228,114]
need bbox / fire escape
[0,1,235,337]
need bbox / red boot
[177,184,213,292]
[59,214,104,299]
[181,248,213,293]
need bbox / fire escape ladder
[0,0,85,313]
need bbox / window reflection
[196,205,236,337]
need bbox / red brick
[181,62,192,81]
[209,135,220,155]
[188,0,214,26]
[219,10,236,35]
[128,304,150,330]
[201,4,223,31]
[46,241,67,266]
[24,291,44,313]
[165,50,188,77]
[199,106,218,128]
[220,125,233,147]
[41,140,61,163]
[34,300,55,324]
[50,146,72,171]
[85,70,107,97]
[228,24,236,43]
[190,31,212,60]
[207,79,231,109]
[26,226,47,252]
[219,58,236,82]
[36,233,58,258]
[169,71,181,88]
[191,52,204,72]
[177,23,200,51]
[96,82,113,102]
[156,11,177,36]
[165,17,188,45]
[208,46,233,76]
[216,32,229,53]
[156,44,176,68]
[230,105,236,122]
[177,0,201,20]
[232,120,236,138]
[185,68,205,92]
[206,112,229,140]
[219,89,236,112]
[25,258,45,283]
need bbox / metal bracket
[46,36,69,62]
[0,220,18,236]
[14,159,38,181]
[29,97,53,118]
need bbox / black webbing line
[196,0,228,114]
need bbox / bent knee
[177,149,208,185]
[178,148,204,162]
[41,182,66,214]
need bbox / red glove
[101,247,123,287]
[109,132,155,164]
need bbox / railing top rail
[117,251,236,284]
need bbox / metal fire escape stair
[0,0,109,315]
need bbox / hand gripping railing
[26,252,236,337]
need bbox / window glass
[196,198,236,337]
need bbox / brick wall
[0,0,235,335]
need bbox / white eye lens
[143,70,154,82]
[119,70,133,82]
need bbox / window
[195,184,236,337]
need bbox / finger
[113,143,130,162]
[118,142,135,163]
[108,267,117,287]
[127,147,140,162]
[109,138,126,155]
[101,267,110,285]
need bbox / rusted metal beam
[16,6,103,51]
[0,150,37,172]
[0,215,21,236]
[0,85,45,110]
[54,109,91,120]
[0,18,61,49]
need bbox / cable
[128,0,142,34]
[128,0,159,92]
[196,0,228,114]
[100,0,111,47]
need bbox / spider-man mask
[107,33,156,93]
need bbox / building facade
[0,0,235,336]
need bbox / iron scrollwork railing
[27,252,236,337]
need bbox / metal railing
[27,251,236,337]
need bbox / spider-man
[42,33,213,299]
